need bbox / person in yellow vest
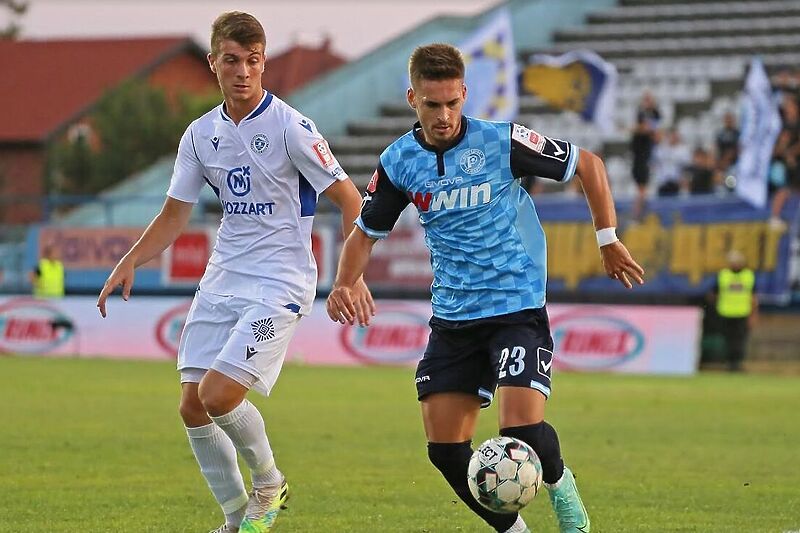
[711,250,758,371]
[29,245,65,298]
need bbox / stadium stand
[331,0,800,199]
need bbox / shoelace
[245,486,279,519]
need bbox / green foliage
[1,357,798,532]
[50,81,219,195]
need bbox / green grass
[1,357,798,532]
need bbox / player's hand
[97,258,135,318]
[351,277,376,326]
[600,241,645,289]
[326,284,357,325]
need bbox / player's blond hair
[210,11,266,55]
[409,43,465,87]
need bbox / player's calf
[501,423,590,532]
[427,441,520,532]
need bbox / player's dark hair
[211,11,266,55]
[409,43,465,87]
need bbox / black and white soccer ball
[467,436,543,513]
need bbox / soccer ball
[467,436,543,513]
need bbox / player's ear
[207,53,216,74]
[461,82,467,102]
[407,87,416,109]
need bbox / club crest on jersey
[459,148,485,175]
[226,165,251,197]
[211,136,220,151]
[250,133,269,154]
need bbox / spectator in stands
[708,250,758,372]
[769,94,800,228]
[652,128,691,196]
[29,245,65,298]
[715,112,740,173]
[630,91,661,220]
[686,147,718,195]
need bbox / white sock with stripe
[186,423,248,527]
[211,399,282,488]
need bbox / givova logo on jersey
[408,182,492,212]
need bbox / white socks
[505,514,529,533]
[211,399,282,488]
[186,423,248,527]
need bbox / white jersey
[168,91,346,314]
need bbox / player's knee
[197,382,239,417]
[178,393,208,426]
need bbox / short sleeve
[167,125,205,203]
[510,123,579,183]
[356,163,410,240]
[284,117,347,193]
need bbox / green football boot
[547,467,590,532]
[239,477,289,533]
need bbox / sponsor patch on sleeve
[512,123,545,153]
[366,170,379,193]
[312,140,335,168]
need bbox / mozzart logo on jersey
[223,165,275,216]
[340,307,429,364]
[409,182,492,212]
[0,299,74,353]
[550,310,644,370]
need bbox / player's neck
[223,89,265,124]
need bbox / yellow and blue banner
[460,8,518,121]
[522,50,617,133]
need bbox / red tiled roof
[0,37,204,143]
[264,41,346,97]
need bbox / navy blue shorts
[415,307,554,408]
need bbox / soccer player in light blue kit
[327,44,645,532]
[97,12,373,533]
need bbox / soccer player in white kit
[96,12,373,533]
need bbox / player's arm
[284,117,378,323]
[327,227,378,325]
[327,164,409,325]
[98,124,204,317]
[509,123,643,288]
[97,197,193,317]
[324,178,376,323]
[573,149,644,288]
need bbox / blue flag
[521,50,617,133]
[736,57,782,208]
[459,9,518,121]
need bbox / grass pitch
[1,356,798,532]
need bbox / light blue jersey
[358,117,578,321]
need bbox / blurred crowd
[629,69,800,225]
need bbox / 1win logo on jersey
[459,148,485,175]
[226,166,251,197]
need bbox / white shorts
[178,290,301,396]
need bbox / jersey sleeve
[356,162,410,240]
[509,123,580,183]
[284,116,347,193]
[167,124,206,203]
